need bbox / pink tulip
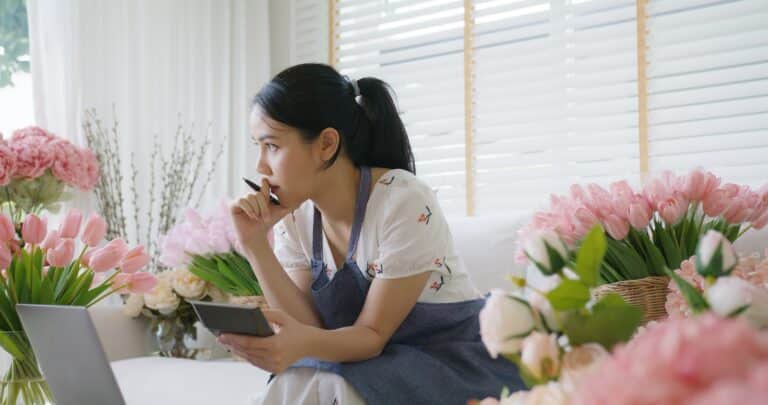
[703,189,729,218]
[610,180,634,217]
[58,209,82,239]
[21,214,46,245]
[604,214,630,240]
[753,210,768,230]
[659,197,688,225]
[41,230,60,251]
[0,215,14,242]
[723,199,752,224]
[102,238,128,257]
[0,244,11,270]
[628,201,652,230]
[81,213,107,247]
[46,238,75,268]
[683,169,721,202]
[89,239,128,272]
[81,247,97,267]
[119,246,151,273]
[127,272,157,294]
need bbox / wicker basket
[592,276,670,324]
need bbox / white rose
[521,332,561,380]
[526,382,568,405]
[122,293,145,318]
[523,230,568,275]
[144,276,180,315]
[205,284,228,303]
[697,230,737,276]
[228,295,268,309]
[480,289,538,358]
[500,391,529,405]
[705,276,768,328]
[560,343,608,394]
[171,268,207,299]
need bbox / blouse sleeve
[272,217,310,272]
[370,182,450,279]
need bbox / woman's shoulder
[371,168,437,203]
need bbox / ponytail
[253,63,415,173]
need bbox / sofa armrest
[89,305,154,362]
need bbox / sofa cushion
[447,214,530,294]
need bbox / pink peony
[8,128,56,179]
[77,149,100,190]
[0,140,17,185]
[571,314,768,405]
[50,139,85,189]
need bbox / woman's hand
[217,309,311,374]
[230,178,290,249]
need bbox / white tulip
[705,276,768,328]
[523,230,568,275]
[480,289,538,358]
[521,332,561,380]
[697,230,737,276]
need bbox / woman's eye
[265,143,278,152]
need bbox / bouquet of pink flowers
[0,209,155,403]
[159,203,263,297]
[570,314,768,405]
[517,169,768,283]
[0,126,99,222]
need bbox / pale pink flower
[119,245,151,273]
[0,244,11,270]
[113,272,157,294]
[21,214,46,245]
[703,189,729,217]
[81,213,107,247]
[682,169,720,202]
[665,257,705,319]
[628,200,652,230]
[0,215,15,242]
[89,238,128,272]
[560,344,609,394]
[658,196,688,225]
[40,229,60,251]
[571,314,768,405]
[58,209,82,239]
[77,149,99,190]
[603,214,629,240]
[50,139,84,188]
[46,238,75,267]
[0,140,17,186]
[81,247,97,267]
[10,126,55,143]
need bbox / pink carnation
[0,140,17,186]
[50,139,86,189]
[571,314,768,405]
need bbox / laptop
[16,304,127,405]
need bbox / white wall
[268,0,292,76]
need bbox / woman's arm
[219,271,431,373]
[244,240,323,328]
[304,271,431,362]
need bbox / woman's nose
[256,155,272,176]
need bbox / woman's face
[249,109,320,210]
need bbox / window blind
[291,0,768,215]
[646,0,768,190]
[291,0,329,64]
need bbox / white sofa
[91,214,767,404]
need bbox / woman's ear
[315,127,341,163]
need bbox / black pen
[242,177,281,205]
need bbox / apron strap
[310,166,372,265]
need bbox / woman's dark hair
[253,63,415,173]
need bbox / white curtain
[27,0,271,237]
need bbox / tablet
[189,300,275,337]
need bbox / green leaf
[545,279,590,311]
[663,267,710,313]
[562,293,643,350]
[574,225,606,287]
[657,223,682,270]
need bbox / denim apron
[290,166,524,405]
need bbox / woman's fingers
[253,193,271,222]
[237,196,260,220]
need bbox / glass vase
[0,331,54,405]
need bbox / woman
[221,63,523,404]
